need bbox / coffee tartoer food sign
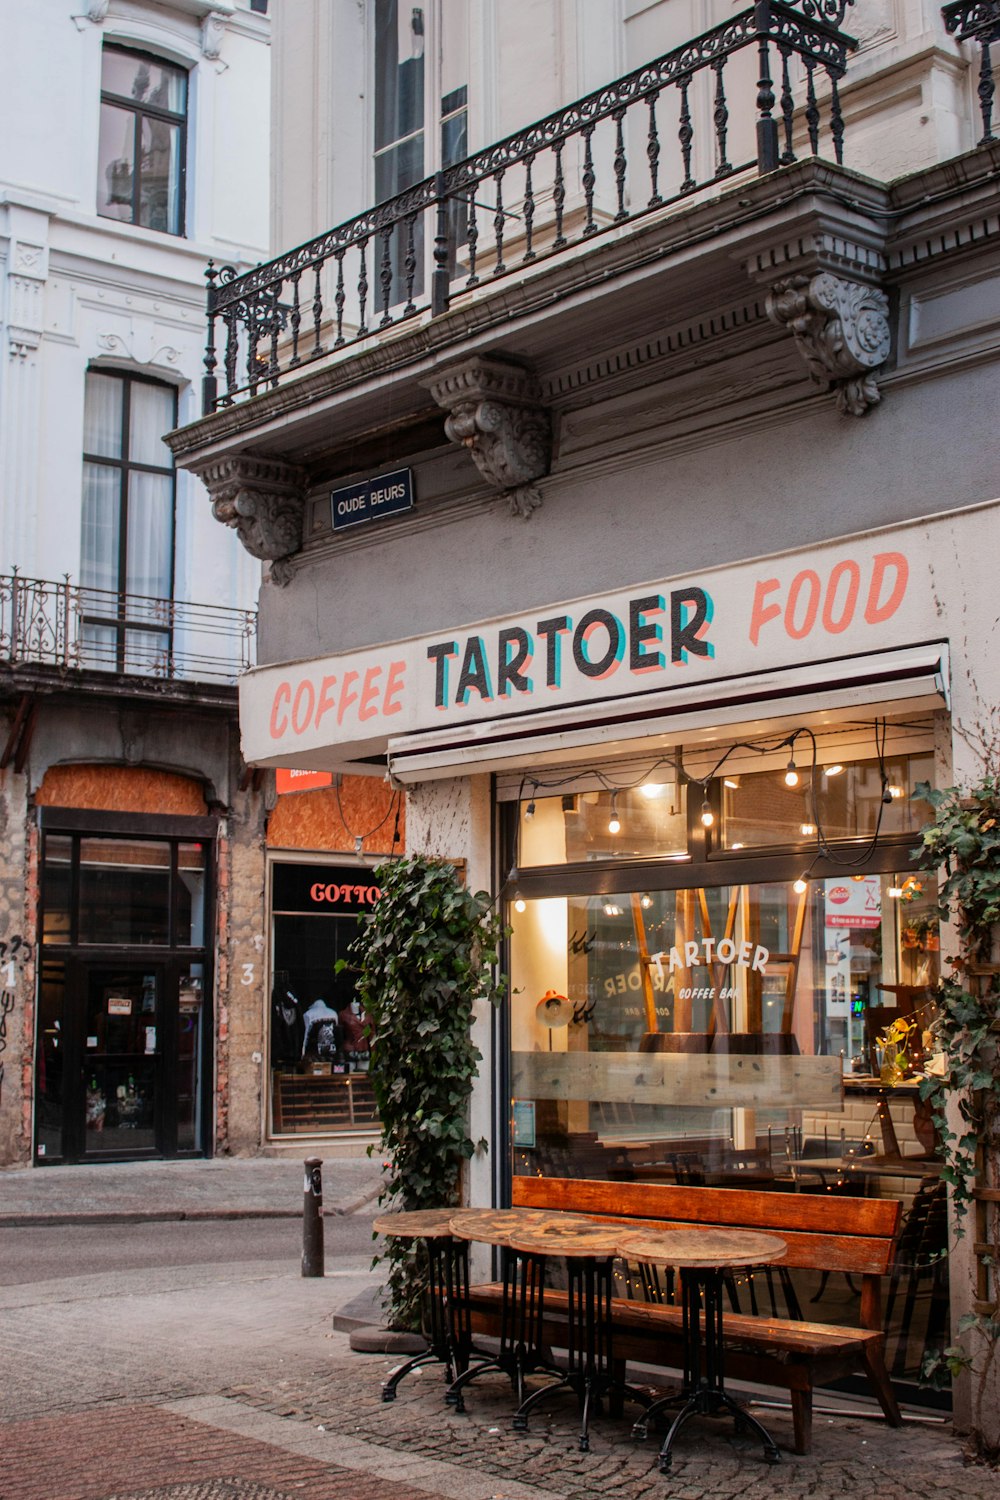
[241,527,923,768]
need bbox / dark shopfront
[268,860,379,1138]
[35,810,215,1163]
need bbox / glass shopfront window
[36,826,212,1163]
[506,732,946,1396]
[268,862,381,1137]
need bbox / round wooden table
[372,1207,473,1403]
[448,1208,649,1450]
[618,1226,787,1472]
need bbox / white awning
[386,641,949,783]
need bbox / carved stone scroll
[196,454,307,586]
[424,356,551,518]
[765,272,891,417]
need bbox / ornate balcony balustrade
[942,0,1000,143]
[0,573,256,685]
[202,0,859,413]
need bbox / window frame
[80,368,178,675]
[98,43,189,238]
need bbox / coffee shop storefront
[238,500,1000,1403]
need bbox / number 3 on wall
[240,962,255,986]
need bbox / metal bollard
[302,1156,324,1277]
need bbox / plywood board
[511,1049,843,1109]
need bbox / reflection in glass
[177,844,207,946]
[177,961,204,1150]
[78,839,170,946]
[84,969,159,1154]
[509,864,945,1380]
[41,835,72,944]
[723,753,935,850]
[36,961,66,1160]
[518,782,688,867]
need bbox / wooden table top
[372,1208,458,1239]
[618,1226,787,1270]
[448,1206,600,1247]
[504,1219,624,1257]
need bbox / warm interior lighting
[639,892,653,909]
[800,822,817,836]
[731,842,745,850]
[640,781,667,799]
[887,784,904,799]
[700,798,714,828]
[888,884,904,899]
[603,899,623,917]
[724,777,739,789]
[824,763,845,777]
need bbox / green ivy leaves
[344,855,508,1329]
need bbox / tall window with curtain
[80,371,177,675]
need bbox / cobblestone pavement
[0,1201,996,1500]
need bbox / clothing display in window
[338,998,369,1054]
[302,999,341,1061]
[271,980,305,1064]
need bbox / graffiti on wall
[0,937,29,1104]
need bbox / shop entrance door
[75,962,167,1159]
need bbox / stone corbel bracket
[196,453,307,586]
[424,355,552,518]
[765,272,891,417]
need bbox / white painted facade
[0,0,270,610]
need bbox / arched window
[97,45,188,236]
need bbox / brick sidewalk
[0,1404,449,1500]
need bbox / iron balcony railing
[203,0,860,412]
[0,573,257,685]
[942,0,1000,143]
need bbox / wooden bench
[463,1176,903,1454]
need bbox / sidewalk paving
[1,1158,996,1497]
[0,1154,386,1225]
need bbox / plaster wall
[0,768,34,1167]
[22,698,236,807]
[219,781,268,1156]
[404,775,497,1209]
[257,351,1000,668]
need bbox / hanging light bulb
[640,892,653,909]
[793,873,808,895]
[513,891,526,913]
[700,797,714,828]
[784,757,799,788]
[608,792,621,835]
[524,798,536,821]
[800,821,817,836]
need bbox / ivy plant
[911,777,1000,1447]
[343,855,507,1330]
[912,778,1000,1231]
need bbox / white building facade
[0,0,271,1169]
